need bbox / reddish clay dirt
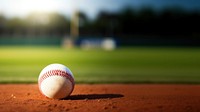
[0,84,200,112]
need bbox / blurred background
[0,0,200,46]
[0,0,200,83]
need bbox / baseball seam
[39,69,75,98]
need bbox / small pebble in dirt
[104,107,108,110]
[27,93,31,96]
[41,102,46,105]
[65,108,70,111]
[112,106,117,109]
[11,94,16,98]
[54,104,57,107]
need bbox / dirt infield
[0,84,200,112]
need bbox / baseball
[38,63,75,99]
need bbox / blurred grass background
[0,46,200,84]
[0,0,200,84]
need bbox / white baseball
[38,63,75,99]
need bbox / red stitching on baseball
[39,69,75,98]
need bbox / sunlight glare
[17,0,62,13]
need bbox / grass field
[0,46,200,84]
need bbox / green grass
[0,46,200,84]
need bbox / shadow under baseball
[64,94,124,100]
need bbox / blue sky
[0,0,200,19]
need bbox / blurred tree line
[0,12,70,38]
[0,7,200,39]
[81,7,200,39]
